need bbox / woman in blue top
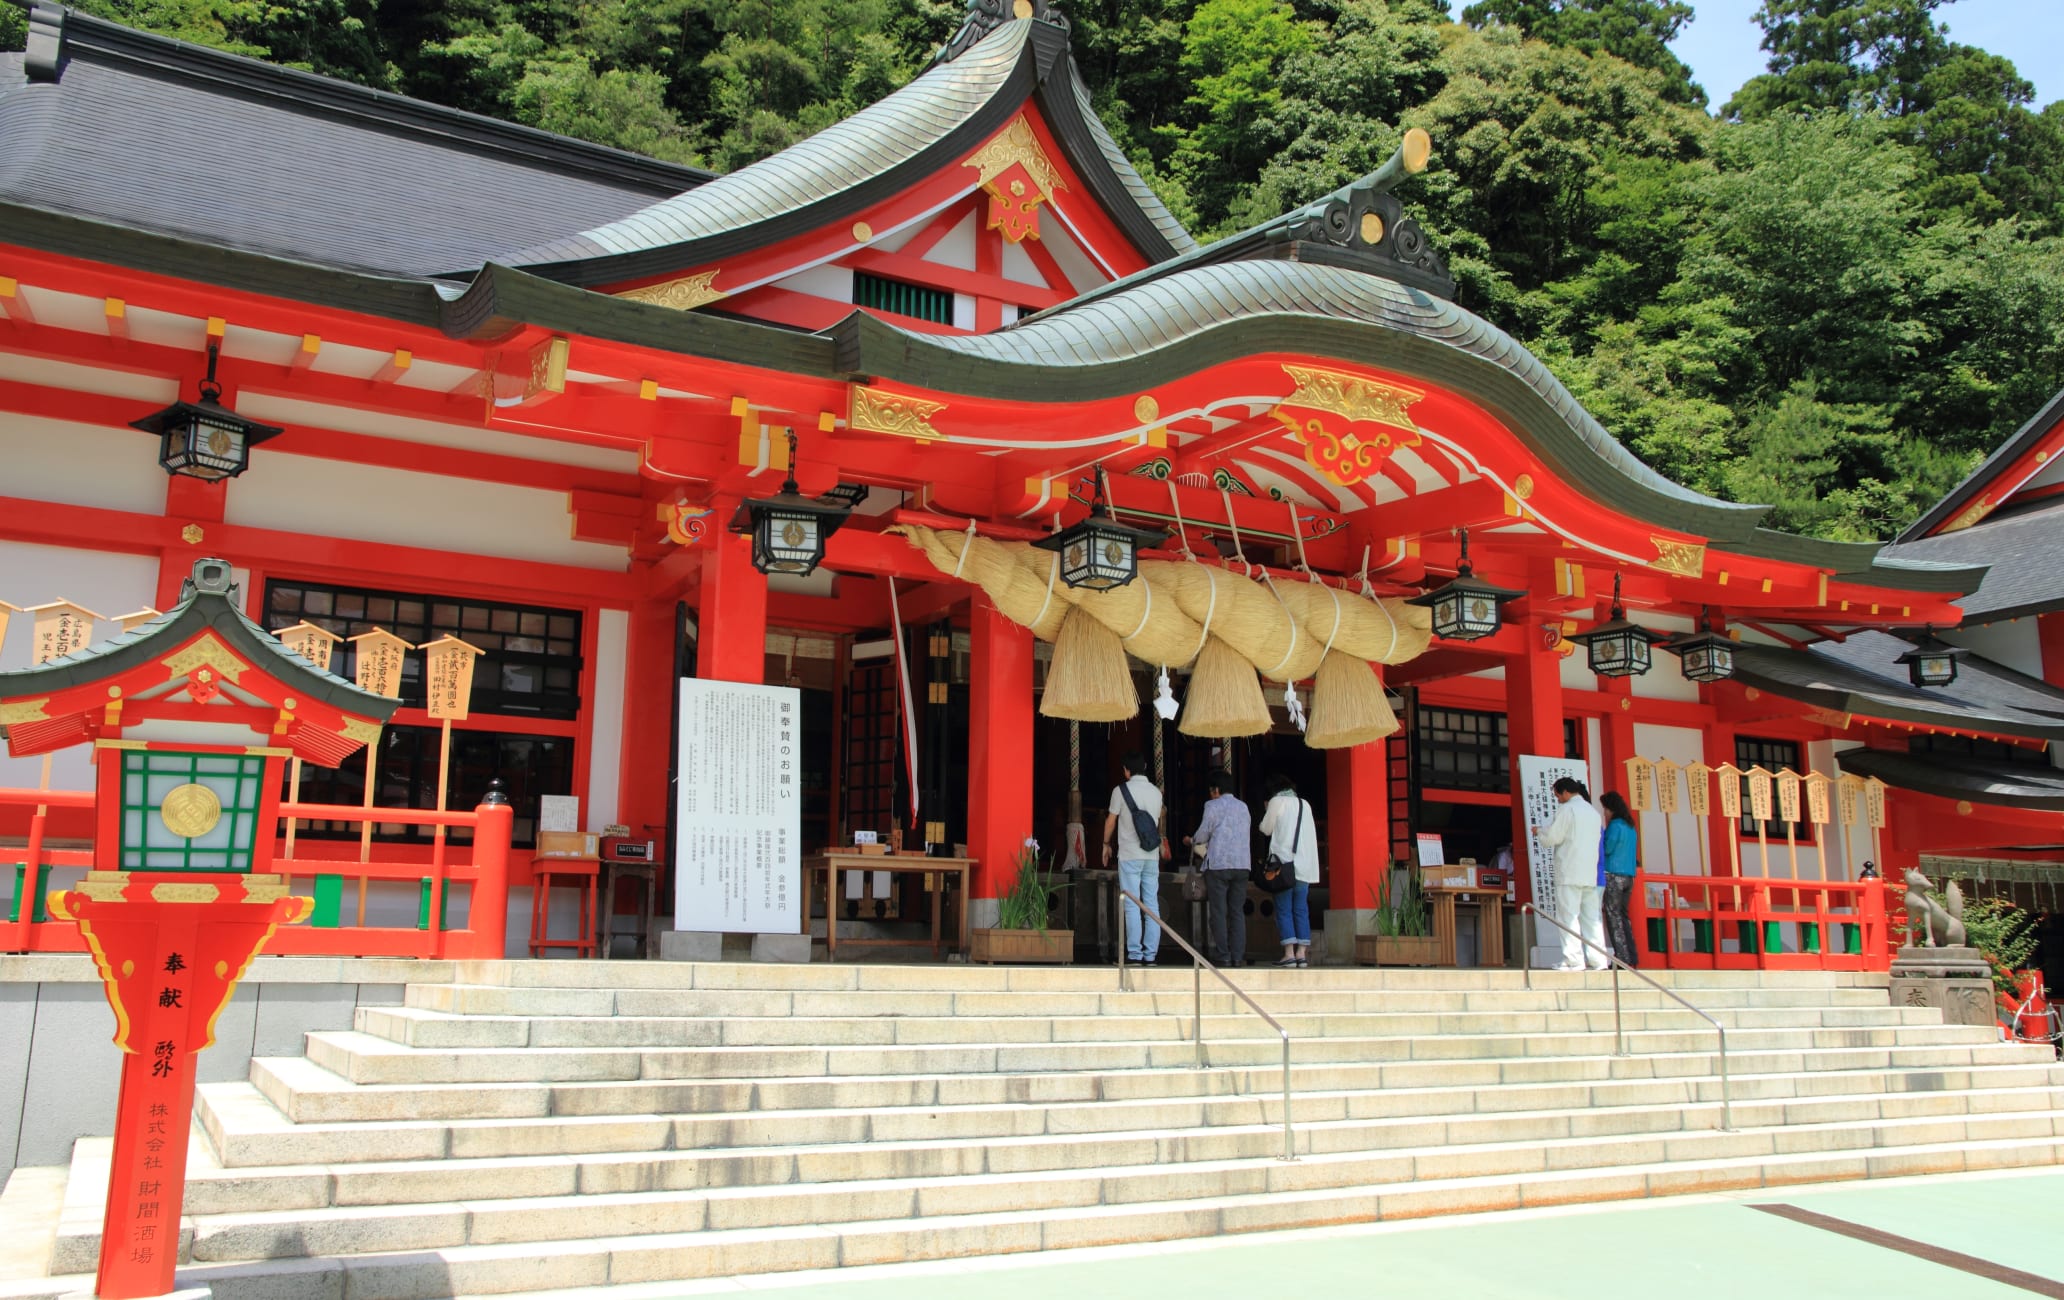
[1598,791,1640,967]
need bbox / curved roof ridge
[498,22,1037,276]
[854,258,1756,526]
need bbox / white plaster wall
[771,264,855,303]
[233,395,640,474]
[1632,723,1706,876]
[1585,717,1604,795]
[0,411,176,514]
[924,213,978,271]
[1039,217,1110,291]
[1001,239,1047,288]
[587,608,630,831]
[952,294,977,332]
[1558,647,1594,692]
[0,542,160,791]
[225,456,628,570]
[1946,617,2042,679]
[1630,614,1700,701]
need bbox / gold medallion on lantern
[781,520,806,548]
[159,783,223,839]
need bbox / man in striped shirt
[1185,779,1253,968]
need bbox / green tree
[1728,0,1948,119]
[1459,0,1701,103]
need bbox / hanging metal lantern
[1404,528,1524,642]
[1895,627,1966,688]
[130,343,283,481]
[727,429,852,576]
[1570,572,1667,678]
[1032,464,1166,590]
[1663,608,1736,684]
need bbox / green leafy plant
[996,839,1068,933]
[1365,863,1430,938]
[1954,893,2040,996]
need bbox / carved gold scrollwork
[618,271,724,312]
[851,388,949,442]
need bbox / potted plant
[970,839,1073,964]
[1355,864,1438,967]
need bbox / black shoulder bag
[1252,798,1302,894]
[1117,780,1161,856]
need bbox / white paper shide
[674,679,802,934]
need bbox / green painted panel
[311,875,343,929]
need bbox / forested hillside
[6,0,2063,541]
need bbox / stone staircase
[40,962,2064,1299]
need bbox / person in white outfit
[1531,777,1608,971]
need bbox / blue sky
[1439,1,2064,111]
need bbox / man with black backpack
[1103,750,1169,964]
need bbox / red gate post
[50,873,311,1299]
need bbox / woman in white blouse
[1258,775,1320,967]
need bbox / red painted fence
[2,786,512,959]
[1634,872,1893,972]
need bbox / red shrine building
[4,0,2063,962]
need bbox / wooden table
[1425,884,1507,968]
[810,853,973,961]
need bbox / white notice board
[674,679,803,934]
[1516,752,1591,923]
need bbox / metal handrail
[1116,886,1297,1161]
[1523,903,1733,1130]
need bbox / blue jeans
[1119,859,1160,960]
[1274,881,1311,946]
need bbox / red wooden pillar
[966,594,1032,910]
[618,595,682,840]
[1701,711,1740,877]
[697,501,767,685]
[1505,637,1563,909]
[1323,739,1388,962]
[1598,676,1636,797]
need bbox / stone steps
[400,982,1904,1018]
[170,1081,2064,1218]
[28,963,2061,1298]
[198,1057,2064,1169]
[298,1021,2004,1087]
[85,1136,2064,1300]
[361,1004,1939,1050]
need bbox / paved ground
[480,1169,2064,1300]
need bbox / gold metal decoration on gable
[1133,395,1160,424]
[965,116,1066,243]
[1359,212,1385,244]
[525,337,569,401]
[181,524,205,545]
[159,783,223,839]
[618,270,725,312]
[1278,364,1423,430]
[1649,537,1706,578]
[1272,364,1425,488]
[161,634,250,685]
[851,387,948,443]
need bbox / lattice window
[1414,709,1583,794]
[265,579,582,849]
[264,581,582,719]
[1733,736,1812,842]
[854,273,954,325]
[122,751,266,872]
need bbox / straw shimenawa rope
[1040,606,1138,721]
[1011,547,1203,670]
[890,525,1068,641]
[1304,651,1400,748]
[1150,561,1319,683]
[1272,582,1431,666]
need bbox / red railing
[2,787,511,959]
[1633,872,1892,972]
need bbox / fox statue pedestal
[1889,946,1994,1028]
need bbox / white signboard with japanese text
[1517,752,1590,966]
[674,679,803,934]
